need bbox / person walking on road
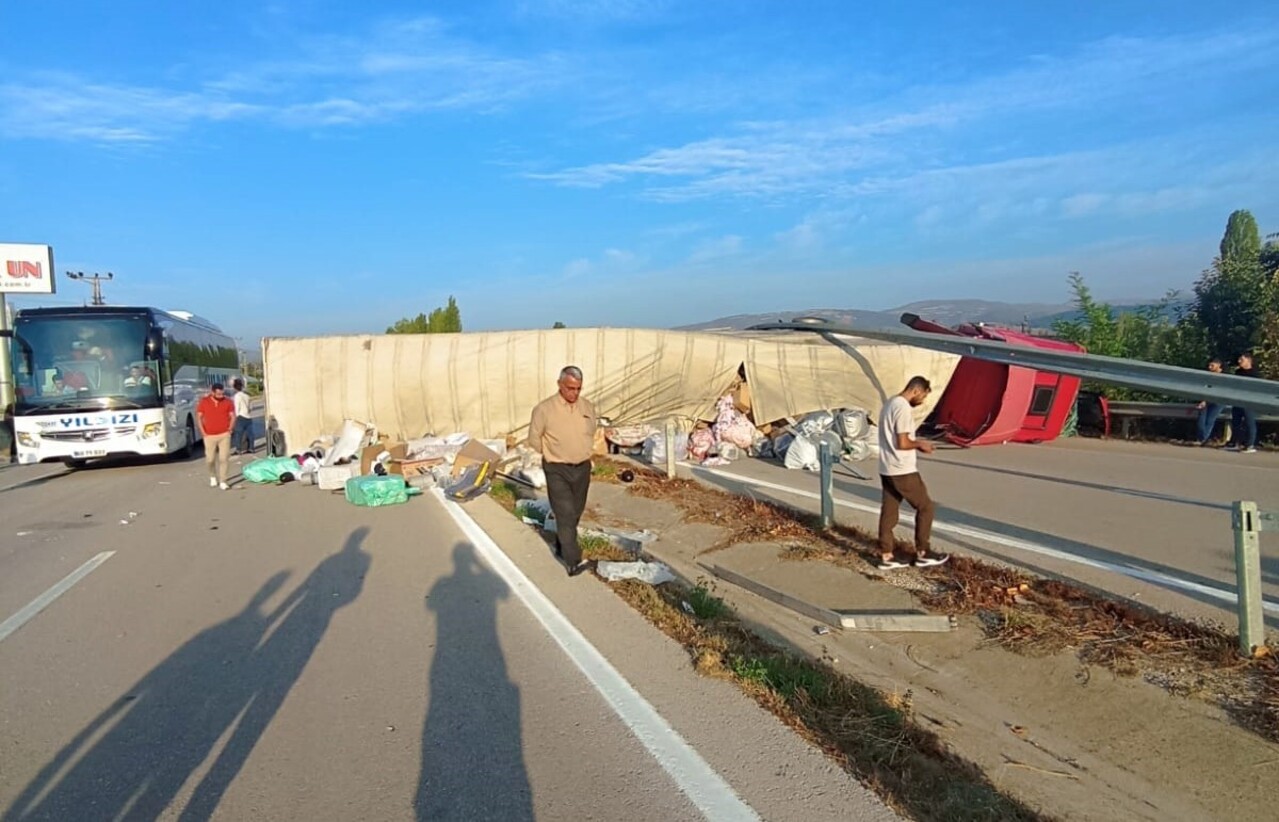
[231,378,254,456]
[198,383,236,490]
[876,376,949,570]
[1227,352,1261,453]
[528,366,597,577]
[1195,359,1225,445]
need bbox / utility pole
[65,271,113,306]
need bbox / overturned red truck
[903,314,1084,446]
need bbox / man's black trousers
[544,460,592,567]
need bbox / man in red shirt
[197,383,236,490]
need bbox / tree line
[1053,209,1278,397]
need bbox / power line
[65,271,113,306]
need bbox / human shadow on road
[3,527,372,822]
[415,543,533,822]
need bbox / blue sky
[2,1,1277,341]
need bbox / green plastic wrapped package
[242,456,303,484]
[345,475,410,507]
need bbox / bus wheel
[181,417,197,459]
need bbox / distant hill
[679,298,1187,333]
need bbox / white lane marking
[0,552,116,644]
[433,490,761,822]
[694,466,1279,617]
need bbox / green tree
[1192,212,1267,361]
[1052,272,1180,398]
[1220,209,1261,263]
[386,296,462,334]
[552,321,566,329]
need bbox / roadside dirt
[572,465,1279,822]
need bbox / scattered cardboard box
[451,439,502,478]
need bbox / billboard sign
[1,243,56,294]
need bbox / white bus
[9,306,240,467]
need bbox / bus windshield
[11,314,161,414]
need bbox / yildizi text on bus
[9,306,239,467]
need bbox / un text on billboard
[0,243,57,295]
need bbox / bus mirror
[146,330,163,355]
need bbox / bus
[9,306,240,467]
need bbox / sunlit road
[0,452,893,821]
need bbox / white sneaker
[219,482,230,490]
[209,477,218,487]
[1243,447,1258,454]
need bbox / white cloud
[0,16,568,143]
[529,27,1279,203]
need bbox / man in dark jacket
[1227,353,1260,453]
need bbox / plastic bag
[783,434,819,470]
[712,395,757,449]
[595,561,676,585]
[796,411,835,438]
[345,475,410,507]
[642,431,688,464]
[688,428,715,461]
[243,456,303,484]
[833,408,869,443]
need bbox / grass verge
[605,575,1049,822]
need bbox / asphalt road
[695,436,1279,627]
[0,452,894,821]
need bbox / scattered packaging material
[361,441,407,475]
[595,561,675,585]
[317,464,359,491]
[451,439,502,478]
[243,456,304,484]
[345,475,410,507]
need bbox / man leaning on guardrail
[1196,359,1225,446]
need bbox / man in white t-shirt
[231,378,255,456]
[876,376,948,570]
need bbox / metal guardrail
[1233,501,1277,656]
[1106,401,1279,439]
[747,317,1279,415]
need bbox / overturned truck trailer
[261,328,959,452]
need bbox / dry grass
[604,575,1049,822]
[608,462,1279,744]
[623,468,818,552]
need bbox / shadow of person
[4,528,373,822]
[415,543,532,822]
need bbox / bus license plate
[72,449,108,458]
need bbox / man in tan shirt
[528,366,597,576]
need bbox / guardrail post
[663,420,676,480]
[818,439,834,529]
[1232,500,1265,657]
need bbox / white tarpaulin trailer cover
[262,329,959,449]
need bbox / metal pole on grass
[1232,500,1265,657]
[818,439,834,529]
[664,420,676,480]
